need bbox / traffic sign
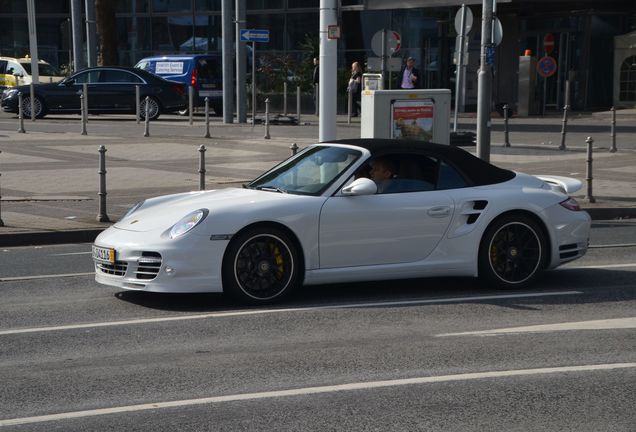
[537,55,557,78]
[543,33,555,54]
[454,6,473,34]
[371,30,401,56]
[240,29,270,43]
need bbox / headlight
[3,89,18,98]
[169,209,208,239]
[120,200,144,221]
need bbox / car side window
[362,153,438,194]
[100,70,142,83]
[437,160,468,190]
[0,61,7,74]
[74,71,100,84]
[8,61,22,76]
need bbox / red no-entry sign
[543,33,555,54]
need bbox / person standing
[396,56,420,89]
[347,61,363,117]
[312,57,319,114]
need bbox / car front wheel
[222,227,302,304]
[478,215,547,289]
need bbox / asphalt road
[0,222,635,431]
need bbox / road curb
[583,207,636,221]
[0,229,103,247]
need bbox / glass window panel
[246,13,284,50]
[287,0,317,7]
[247,0,283,10]
[73,70,100,83]
[195,0,220,11]
[117,0,150,13]
[285,12,318,50]
[152,0,191,13]
[100,69,142,83]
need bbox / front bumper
[93,226,228,293]
[0,92,18,113]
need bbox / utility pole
[222,0,234,123]
[70,0,84,71]
[235,0,247,123]
[476,0,494,162]
[26,0,39,83]
[85,0,97,67]
[319,0,338,143]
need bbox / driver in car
[369,157,398,193]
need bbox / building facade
[0,0,634,112]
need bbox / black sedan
[1,66,187,120]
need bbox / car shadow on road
[113,267,635,313]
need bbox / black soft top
[329,138,516,187]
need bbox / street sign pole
[26,0,39,84]
[476,0,494,162]
[222,0,234,124]
[319,0,338,142]
[235,0,247,123]
[453,5,467,132]
[252,41,256,123]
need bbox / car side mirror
[341,177,377,196]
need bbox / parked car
[1,66,187,120]
[0,56,65,89]
[134,54,222,115]
[92,139,591,304]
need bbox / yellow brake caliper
[273,245,285,280]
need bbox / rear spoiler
[535,175,582,194]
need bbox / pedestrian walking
[347,61,363,117]
[396,56,420,89]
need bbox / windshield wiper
[255,185,287,193]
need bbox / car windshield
[248,146,362,196]
[20,62,61,76]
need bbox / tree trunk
[95,0,118,66]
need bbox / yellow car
[0,57,65,89]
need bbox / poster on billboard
[391,99,434,141]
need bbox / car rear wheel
[222,227,302,304]
[139,96,161,120]
[21,96,46,118]
[478,215,547,289]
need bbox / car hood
[113,188,302,232]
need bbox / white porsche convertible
[93,139,591,304]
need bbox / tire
[478,214,547,289]
[21,96,46,119]
[222,226,302,304]
[139,96,161,120]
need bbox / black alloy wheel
[478,215,546,288]
[223,227,302,304]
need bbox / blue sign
[537,56,557,78]
[240,29,270,43]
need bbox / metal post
[188,86,194,125]
[290,142,298,156]
[97,145,110,222]
[70,0,84,71]
[319,0,338,142]
[235,0,247,123]
[30,83,35,121]
[585,137,595,203]
[559,104,569,150]
[204,97,211,138]
[610,106,617,153]
[85,0,97,67]
[80,94,87,135]
[135,85,140,124]
[17,93,25,133]
[83,83,88,123]
[503,104,510,147]
[283,81,288,116]
[453,4,467,132]
[476,0,494,162]
[296,86,301,125]
[347,90,352,124]
[143,96,150,137]
[315,83,319,116]
[264,98,271,139]
[198,145,206,191]
[0,150,4,227]
[221,0,233,124]
[251,41,256,123]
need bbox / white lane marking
[0,272,94,282]
[0,291,581,336]
[49,251,92,256]
[0,363,633,427]
[437,317,636,337]
[562,263,636,270]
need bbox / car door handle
[427,206,451,218]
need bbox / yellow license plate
[92,245,115,264]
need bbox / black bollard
[585,137,595,203]
[198,145,206,191]
[97,145,110,222]
[610,107,617,153]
